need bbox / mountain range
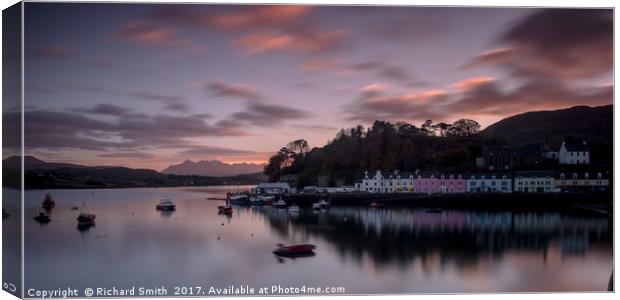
[162,160,266,177]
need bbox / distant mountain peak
[162,159,265,177]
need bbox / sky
[4,3,613,170]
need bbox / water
[13,186,612,295]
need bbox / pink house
[414,173,466,194]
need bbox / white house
[514,171,555,193]
[466,173,512,193]
[255,182,293,194]
[357,170,415,193]
[558,141,589,165]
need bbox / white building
[466,173,512,193]
[255,182,293,194]
[357,170,415,193]
[514,171,555,193]
[558,141,589,165]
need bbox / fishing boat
[218,205,233,215]
[227,193,250,205]
[370,201,384,208]
[273,243,316,256]
[42,193,55,209]
[273,199,287,208]
[34,212,51,223]
[76,201,96,229]
[318,199,330,208]
[156,198,176,211]
[288,205,300,213]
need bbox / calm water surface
[15,186,612,295]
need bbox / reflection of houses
[482,143,545,170]
[466,173,512,193]
[558,141,589,165]
[255,182,293,194]
[514,171,554,193]
[554,172,609,192]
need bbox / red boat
[273,243,316,256]
[218,205,233,215]
[42,193,55,209]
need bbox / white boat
[228,193,250,205]
[312,203,321,210]
[318,199,330,208]
[288,205,300,213]
[273,199,287,208]
[156,198,176,211]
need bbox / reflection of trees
[259,207,611,269]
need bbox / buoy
[217,236,220,240]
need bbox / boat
[288,205,300,213]
[42,193,55,209]
[227,193,250,205]
[273,199,287,208]
[370,201,384,208]
[34,212,51,223]
[76,201,96,229]
[156,198,176,211]
[273,243,316,256]
[260,195,275,205]
[318,199,330,208]
[311,203,321,210]
[218,205,233,215]
[249,196,263,205]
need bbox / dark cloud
[73,103,148,119]
[467,9,612,79]
[32,46,73,58]
[227,102,310,126]
[351,61,425,87]
[207,81,263,101]
[97,152,155,159]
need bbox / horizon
[4,4,613,170]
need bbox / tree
[421,120,435,136]
[449,119,481,136]
[433,122,453,137]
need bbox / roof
[514,170,555,178]
[563,143,589,152]
[465,172,511,179]
[556,171,609,179]
[257,182,291,188]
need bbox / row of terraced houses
[354,170,610,194]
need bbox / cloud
[291,124,338,132]
[466,9,612,79]
[226,102,311,126]
[450,76,496,91]
[207,81,263,101]
[300,58,340,71]
[97,152,155,159]
[114,21,189,47]
[233,27,347,55]
[32,46,73,58]
[73,103,148,119]
[178,145,265,157]
[351,60,424,87]
[343,77,612,125]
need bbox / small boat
[370,201,384,208]
[312,203,321,210]
[156,198,176,211]
[288,205,300,213]
[273,243,316,256]
[218,205,233,215]
[273,199,287,208]
[228,193,250,205]
[76,201,96,229]
[34,212,51,223]
[42,193,55,209]
[261,195,275,205]
[318,199,330,208]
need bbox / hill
[162,159,265,177]
[480,105,613,146]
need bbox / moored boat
[318,199,330,208]
[370,201,384,208]
[156,198,176,211]
[288,205,300,213]
[227,193,250,205]
[34,212,51,223]
[218,205,233,215]
[77,201,96,229]
[260,195,275,205]
[273,199,287,208]
[42,193,55,209]
[249,196,263,205]
[273,243,316,256]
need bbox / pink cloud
[450,76,496,91]
[300,58,340,71]
[33,46,73,58]
[115,21,188,47]
[234,28,347,55]
[207,5,314,30]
